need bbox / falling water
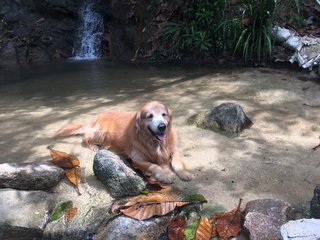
[72,1,104,60]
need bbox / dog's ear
[166,106,173,129]
[135,111,141,132]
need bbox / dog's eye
[147,114,153,119]
[162,113,167,117]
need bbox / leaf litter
[47,146,82,195]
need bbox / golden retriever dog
[56,101,191,183]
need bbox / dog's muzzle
[158,123,166,133]
[148,119,168,142]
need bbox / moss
[186,111,238,137]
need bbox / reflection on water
[0,60,199,102]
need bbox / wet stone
[93,150,147,197]
[244,199,290,240]
[310,185,320,219]
[187,103,252,136]
[94,215,172,240]
[0,162,65,190]
[0,189,54,240]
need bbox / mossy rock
[187,103,253,137]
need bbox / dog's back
[55,111,137,154]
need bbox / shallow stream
[1,60,319,209]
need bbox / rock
[93,150,147,197]
[244,199,290,240]
[0,162,65,190]
[310,185,320,218]
[41,180,113,240]
[316,0,320,12]
[187,103,252,136]
[244,212,280,240]
[0,181,113,240]
[281,219,320,240]
[94,215,172,240]
[0,188,54,240]
[0,41,17,67]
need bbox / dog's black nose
[158,123,166,132]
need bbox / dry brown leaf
[215,199,242,240]
[65,207,78,222]
[65,167,81,195]
[195,217,214,240]
[47,146,80,168]
[112,192,201,220]
[168,216,187,240]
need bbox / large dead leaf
[168,216,187,240]
[65,167,81,195]
[47,146,80,168]
[112,193,207,221]
[195,217,214,240]
[65,207,78,222]
[215,199,242,240]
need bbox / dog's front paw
[153,171,174,184]
[176,170,192,181]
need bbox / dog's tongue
[156,133,166,141]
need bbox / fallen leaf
[146,177,166,190]
[184,194,207,202]
[47,146,80,168]
[195,217,214,240]
[215,198,242,240]
[49,201,73,222]
[185,219,201,240]
[65,167,81,195]
[112,192,207,220]
[65,207,78,222]
[168,216,187,240]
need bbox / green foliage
[184,193,207,202]
[160,0,242,59]
[276,0,303,28]
[49,201,73,222]
[234,0,277,62]
[184,218,201,240]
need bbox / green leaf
[49,201,73,222]
[185,218,201,240]
[184,194,207,202]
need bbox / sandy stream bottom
[0,61,319,211]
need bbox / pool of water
[0,59,319,210]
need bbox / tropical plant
[234,0,277,62]
[160,0,242,59]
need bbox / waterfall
[72,1,104,60]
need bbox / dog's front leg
[131,151,174,184]
[171,151,192,181]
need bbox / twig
[303,103,320,108]
[312,143,320,151]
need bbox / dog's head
[136,101,172,142]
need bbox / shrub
[234,0,277,62]
[159,0,242,60]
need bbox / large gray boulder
[0,189,55,240]
[94,215,172,240]
[244,199,290,240]
[93,150,147,197]
[0,162,65,190]
[187,103,252,136]
[0,181,113,240]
